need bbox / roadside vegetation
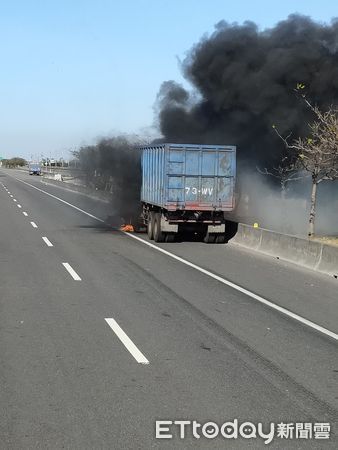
[1,157,26,168]
[262,87,338,237]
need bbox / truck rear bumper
[207,223,225,233]
[161,217,179,233]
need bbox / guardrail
[230,223,338,278]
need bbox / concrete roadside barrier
[259,229,323,270]
[317,245,338,278]
[230,223,262,250]
[230,223,338,278]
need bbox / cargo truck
[140,143,236,243]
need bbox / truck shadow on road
[77,220,239,243]
[175,221,238,243]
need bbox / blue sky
[0,0,337,159]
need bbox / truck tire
[153,213,165,242]
[215,234,226,244]
[204,232,216,244]
[165,233,175,243]
[147,212,155,240]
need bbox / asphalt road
[0,168,337,449]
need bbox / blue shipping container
[140,143,236,211]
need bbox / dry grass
[312,236,338,247]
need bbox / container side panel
[152,149,154,202]
[201,152,216,176]
[160,146,164,206]
[154,147,157,204]
[169,150,184,162]
[200,178,216,202]
[157,147,162,206]
[217,177,233,203]
[147,148,150,202]
[168,176,183,188]
[169,162,184,174]
[168,190,184,202]
[218,151,234,176]
[185,151,200,175]
[168,177,184,202]
[184,177,200,201]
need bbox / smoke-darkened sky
[157,15,338,165]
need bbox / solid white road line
[22,212,28,217]
[42,236,53,247]
[30,221,38,228]
[124,233,338,342]
[105,318,149,365]
[9,172,338,342]
[17,204,22,208]
[12,177,105,222]
[62,262,81,280]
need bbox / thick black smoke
[157,15,338,165]
[77,136,141,223]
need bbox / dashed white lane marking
[125,233,338,342]
[9,194,13,197]
[42,236,53,247]
[22,212,28,217]
[62,263,81,280]
[105,318,149,365]
[9,172,338,342]
[13,199,17,202]
[30,221,38,228]
[17,204,22,208]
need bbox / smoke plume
[76,136,141,224]
[157,15,338,166]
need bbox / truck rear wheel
[147,212,155,240]
[153,213,165,242]
[204,232,216,244]
[165,233,175,243]
[215,234,226,244]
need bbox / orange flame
[120,224,134,232]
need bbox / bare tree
[257,153,303,199]
[274,95,338,236]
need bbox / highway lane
[0,168,337,449]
